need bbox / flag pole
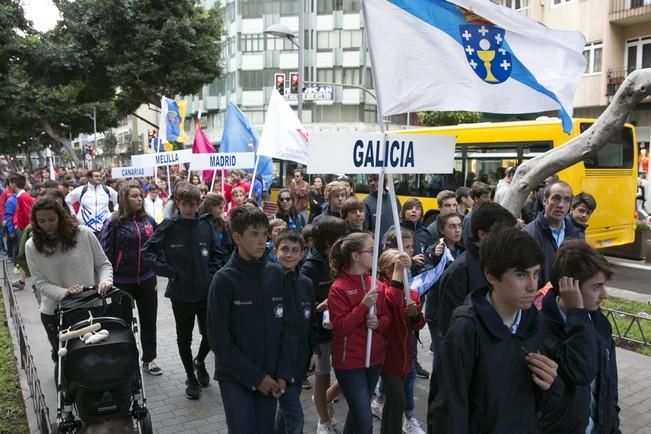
[248,155,260,199]
[165,165,172,197]
[362,0,410,368]
[221,170,225,194]
[210,170,217,192]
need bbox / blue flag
[221,102,273,190]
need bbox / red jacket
[382,282,426,376]
[328,271,391,370]
[14,191,33,231]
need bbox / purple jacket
[100,214,157,285]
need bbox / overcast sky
[22,0,60,32]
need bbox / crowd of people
[0,163,619,434]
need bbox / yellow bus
[270,118,637,249]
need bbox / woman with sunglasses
[273,188,305,232]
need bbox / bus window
[581,126,634,169]
[522,142,552,161]
[465,144,518,186]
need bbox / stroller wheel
[137,410,153,434]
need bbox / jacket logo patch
[234,300,253,305]
[201,247,209,257]
[304,306,311,319]
[347,289,358,295]
[144,224,154,237]
[272,297,283,302]
[170,243,183,248]
[274,304,284,318]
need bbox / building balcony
[610,0,651,25]
[606,67,628,97]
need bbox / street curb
[607,286,651,304]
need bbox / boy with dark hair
[142,183,219,400]
[273,231,316,433]
[207,206,297,434]
[341,197,366,232]
[455,186,473,217]
[428,227,562,434]
[568,192,597,234]
[437,202,517,335]
[461,181,493,245]
[301,215,349,433]
[541,240,618,433]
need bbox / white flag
[363,0,586,133]
[257,89,308,164]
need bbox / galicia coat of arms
[459,23,512,84]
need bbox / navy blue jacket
[428,287,565,434]
[142,214,220,302]
[286,270,317,382]
[207,252,297,389]
[300,248,333,345]
[541,292,620,434]
[99,213,156,285]
[523,213,584,288]
[437,242,487,336]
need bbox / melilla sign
[111,166,155,179]
[131,149,193,168]
[307,132,456,174]
[189,152,255,171]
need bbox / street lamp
[264,1,305,122]
[84,107,98,154]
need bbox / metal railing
[1,260,52,434]
[606,67,630,97]
[603,307,651,346]
[610,0,651,21]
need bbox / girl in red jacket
[378,249,426,434]
[328,232,402,434]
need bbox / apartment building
[497,0,651,143]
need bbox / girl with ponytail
[327,232,406,434]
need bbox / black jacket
[541,293,620,434]
[207,252,298,389]
[428,287,564,434]
[142,214,219,302]
[300,248,333,344]
[286,270,317,382]
[523,213,584,288]
[437,242,487,336]
[363,190,401,239]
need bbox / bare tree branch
[502,68,651,216]
[40,119,81,166]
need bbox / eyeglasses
[357,248,374,255]
[279,197,292,202]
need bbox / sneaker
[302,378,312,389]
[11,280,25,291]
[327,400,337,427]
[185,377,201,400]
[371,398,384,420]
[194,358,210,387]
[142,360,162,376]
[414,361,430,379]
[403,417,426,434]
[316,421,337,434]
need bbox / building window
[240,70,265,90]
[625,36,651,73]
[343,0,361,12]
[551,0,572,5]
[583,42,602,74]
[342,67,360,85]
[341,30,362,49]
[317,31,338,50]
[317,69,334,83]
[239,34,264,52]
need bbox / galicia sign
[111,166,155,179]
[307,133,455,174]
[131,149,193,168]
[189,152,255,171]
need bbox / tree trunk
[501,68,651,216]
[40,119,81,167]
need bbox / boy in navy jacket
[142,183,220,400]
[541,240,619,434]
[207,205,297,434]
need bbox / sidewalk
[5,271,651,433]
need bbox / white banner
[307,133,455,174]
[111,166,155,179]
[189,152,256,171]
[131,149,193,167]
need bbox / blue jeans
[335,365,381,434]
[219,381,277,434]
[275,382,303,434]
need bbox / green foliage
[0,293,29,434]
[603,297,651,357]
[418,111,482,127]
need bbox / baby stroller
[53,287,152,434]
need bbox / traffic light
[290,72,299,94]
[275,73,286,95]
